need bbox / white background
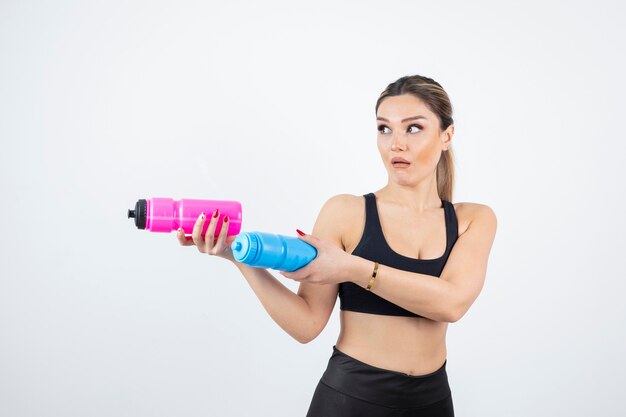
[1,0,625,415]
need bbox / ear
[441,124,454,150]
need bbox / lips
[391,157,411,165]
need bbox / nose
[390,131,407,151]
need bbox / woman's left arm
[352,205,497,322]
[281,205,497,323]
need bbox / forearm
[349,256,458,322]
[232,261,313,343]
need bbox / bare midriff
[335,310,448,376]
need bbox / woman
[177,74,497,416]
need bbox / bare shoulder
[322,193,363,212]
[452,202,497,237]
[315,193,364,250]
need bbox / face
[376,94,453,184]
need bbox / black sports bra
[338,192,459,317]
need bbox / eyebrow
[376,115,428,123]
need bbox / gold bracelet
[366,262,379,291]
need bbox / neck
[378,174,442,212]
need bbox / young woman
[177,74,497,416]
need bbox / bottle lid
[128,199,147,229]
[231,232,259,263]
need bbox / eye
[408,124,423,133]
[377,125,390,134]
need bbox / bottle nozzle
[128,200,147,229]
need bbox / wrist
[349,256,377,289]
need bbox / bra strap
[443,200,459,249]
[363,193,385,237]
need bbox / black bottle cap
[127,199,147,229]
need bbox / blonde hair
[375,75,456,202]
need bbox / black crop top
[338,192,459,317]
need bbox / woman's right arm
[178,195,347,344]
[232,262,318,344]
[234,195,351,343]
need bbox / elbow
[446,306,460,322]
[294,305,332,343]
[446,312,460,323]
[446,303,468,323]
[436,310,458,323]
[442,300,461,323]
[295,332,317,344]
[295,313,328,344]
[294,327,321,344]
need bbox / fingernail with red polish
[213,209,219,218]
[224,215,229,223]
[296,229,305,236]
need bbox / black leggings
[306,346,454,417]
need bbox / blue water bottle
[230,231,317,272]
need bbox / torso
[335,192,473,377]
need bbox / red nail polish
[213,209,219,218]
[224,215,229,223]
[296,229,305,236]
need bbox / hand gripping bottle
[127,197,242,238]
[230,231,317,272]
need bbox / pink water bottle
[127,197,242,238]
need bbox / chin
[389,172,415,183]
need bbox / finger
[296,230,318,248]
[212,215,230,254]
[176,228,195,246]
[192,212,207,251]
[204,209,220,252]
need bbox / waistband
[320,345,451,408]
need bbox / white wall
[1,0,624,415]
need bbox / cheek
[376,139,386,154]
[416,140,442,165]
